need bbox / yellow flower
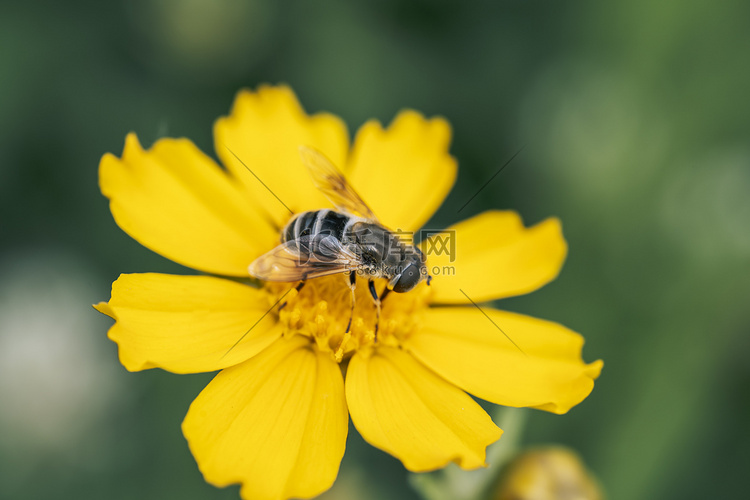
[95,85,602,500]
[494,447,603,500]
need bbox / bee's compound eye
[392,263,421,293]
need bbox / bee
[248,146,430,338]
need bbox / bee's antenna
[459,289,526,356]
[457,145,525,213]
[220,287,292,360]
[224,144,294,215]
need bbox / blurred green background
[2,1,749,499]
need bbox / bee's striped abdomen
[282,210,350,243]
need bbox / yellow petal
[99,134,277,276]
[405,307,603,414]
[214,85,350,225]
[425,211,568,304]
[95,273,282,373]
[345,347,502,472]
[346,111,457,232]
[182,335,348,500]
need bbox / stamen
[266,274,430,361]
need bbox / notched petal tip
[537,215,568,265]
[534,358,602,415]
[99,133,144,174]
[445,427,504,472]
[102,273,283,374]
[123,131,143,155]
[408,307,602,415]
[391,109,453,146]
[346,347,501,473]
[99,128,276,276]
[587,359,604,378]
[183,336,347,500]
[214,84,349,221]
[347,110,457,232]
[92,301,115,318]
[220,84,301,127]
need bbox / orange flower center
[265,275,431,362]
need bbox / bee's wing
[299,145,379,222]
[249,234,359,282]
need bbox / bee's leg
[279,280,306,311]
[368,279,383,343]
[345,271,356,334]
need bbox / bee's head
[390,252,428,293]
